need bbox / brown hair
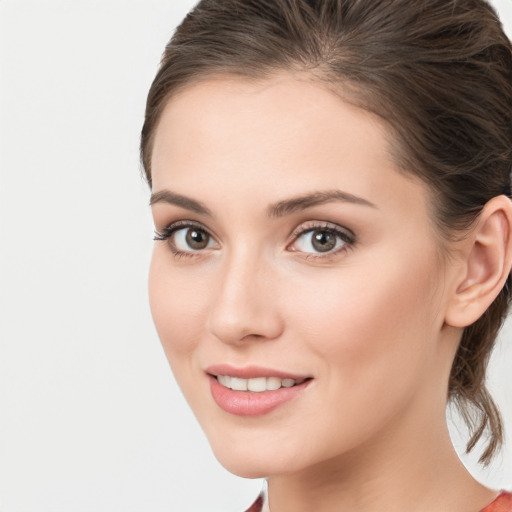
[141,0,512,464]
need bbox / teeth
[216,375,304,392]
[231,377,248,391]
[218,375,231,388]
[247,377,266,392]
[282,378,295,388]
[266,377,282,391]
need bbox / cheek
[148,249,209,360]
[286,249,442,386]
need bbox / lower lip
[209,375,310,417]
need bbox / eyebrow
[267,189,376,218]
[150,189,212,216]
[150,188,376,217]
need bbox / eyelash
[153,220,356,261]
[153,221,209,260]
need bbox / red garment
[244,490,512,512]
[481,491,512,512]
[244,494,264,512]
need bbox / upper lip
[206,364,311,380]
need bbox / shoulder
[481,491,512,512]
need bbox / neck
[266,409,496,512]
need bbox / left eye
[292,228,349,254]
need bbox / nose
[206,250,284,345]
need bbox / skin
[148,73,507,512]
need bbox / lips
[206,365,312,416]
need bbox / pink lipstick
[206,365,312,416]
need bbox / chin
[216,457,270,479]
[207,425,333,480]
[206,433,298,479]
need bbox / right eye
[154,222,219,256]
[173,226,216,251]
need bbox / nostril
[206,305,284,345]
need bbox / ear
[445,195,512,328]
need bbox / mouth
[206,365,313,416]
[215,375,309,392]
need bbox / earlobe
[445,195,512,328]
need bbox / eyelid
[153,219,211,241]
[289,221,355,240]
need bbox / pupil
[186,229,208,249]
[312,231,336,252]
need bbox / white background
[0,1,511,511]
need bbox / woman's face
[149,74,458,478]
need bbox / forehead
[152,74,386,176]
[150,73,432,229]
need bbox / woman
[141,1,512,510]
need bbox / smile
[207,367,312,416]
[216,375,307,392]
